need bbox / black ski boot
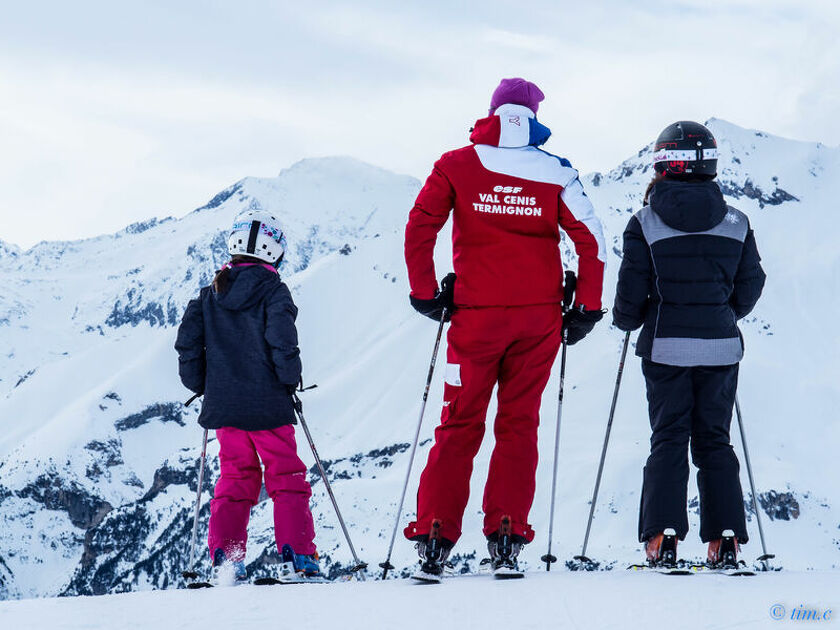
[486,515,525,579]
[645,528,679,568]
[411,520,452,583]
[708,529,740,569]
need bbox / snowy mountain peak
[277,155,415,181]
[585,117,839,220]
[0,157,421,401]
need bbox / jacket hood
[470,103,551,148]
[213,265,279,311]
[649,180,728,233]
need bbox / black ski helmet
[653,121,718,178]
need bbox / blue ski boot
[211,548,247,586]
[281,543,323,579]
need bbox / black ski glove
[410,273,456,322]
[611,316,639,333]
[562,306,604,345]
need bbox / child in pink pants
[176,210,320,581]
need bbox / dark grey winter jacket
[613,180,766,366]
[175,265,302,430]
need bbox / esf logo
[493,186,523,194]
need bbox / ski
[411,571,524,583]
[250,554,331,585]
[411,563,524,583]
[185,576,330,588]
[689,564,756,577]
[253,576,331,585]
[493,566,524,580]
[411,568,443,584]
[627,563,692,576]
[184,560,331,588]
[409,567,525,584]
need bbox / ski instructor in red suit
[403,78,607,578]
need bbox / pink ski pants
[207,425,316,559]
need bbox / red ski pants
[405,304,562,544]
[208,425,316,560]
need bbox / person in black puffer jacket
[613,121,766,568]
[175,209,322,582]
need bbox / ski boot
[486,515,525,579]
[707,530,740,569]
[210,548,247,586]
[411,519,452,583]
[644,528,679,568]
[281,543,323,579]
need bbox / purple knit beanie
[489,78,545,114]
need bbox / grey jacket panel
[636,205,749,246]
[650,336,744,367]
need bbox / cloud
[0,0,838,248]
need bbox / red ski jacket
[405,104,606,309]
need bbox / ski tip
[493,572,524,580]
[252,577,278,586]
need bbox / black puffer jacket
[175,265,302,430]
[613,180,766,366]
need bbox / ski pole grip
[563,270,577,310]
[292,393,304,414]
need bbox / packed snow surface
[0,571,838,630]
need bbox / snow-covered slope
[0,122,837,601]
[2,570,839,630]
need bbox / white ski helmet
[227,209,287,265]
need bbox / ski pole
[734,395,775,571]
[293,393,368,581]
[541,271,577,571]
[379,307,448,579]
[574,330,631,567]
[182,427,209,581]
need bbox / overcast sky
[1,0,838,248]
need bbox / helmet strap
[246,220,261,254]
